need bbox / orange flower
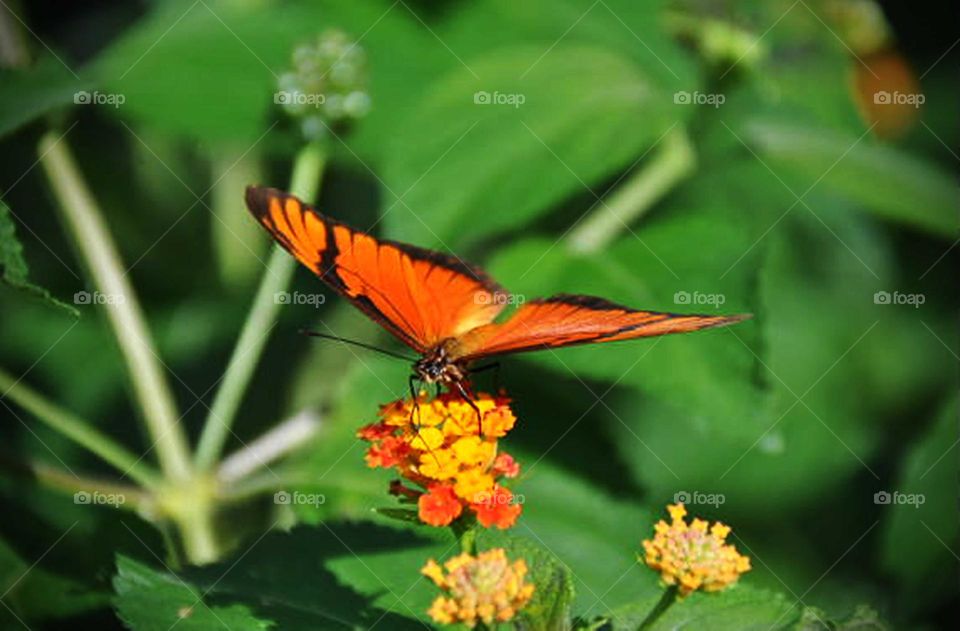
[642,503,751,596]
[358,392,523,529]
[471,485,522,529]
[421,549,534,627]
[419,484,462,527]
[492,453,519,478]
[364,435,411,468]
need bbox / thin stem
[452,519,478,555]
[32,462,147,510]
[38,133,193,482]
[194,142,326,470]
[637,585,679,631]
[14,459,147,511]
[217,409,321,484]
[0,368,161,487]
[567,127,695,254]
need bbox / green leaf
[789,604,891,630]
[878,395,959,615]
[93,0,438,146]
[185,524,437,629]
[477,530,575,631]
[503,459,661,619]
[113,556,273,631]
[744,119,960,237]
[0,538,107,626]
[381,43,680,247]
[438,0,696,90]
[0,56,87,138]
[0,200,78,316]
[606,585,799,630]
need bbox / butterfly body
[414,341,467,385]
[245,185,749,401]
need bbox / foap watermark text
[274,491,326,507]
[275,291,325,308]
[674,91,725,108]
[74,491,126,508]
[874,490,924,508]
[674,290,725,307]
[674,491,725,508]
[874,290,924,308]
[474,91,525,108]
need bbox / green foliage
[0,0,954,629]
[745,120,960,237]
[0,538,107,626]
[113,556,273,630]
[381,43,680,247]
[606,586,798,630]
[879,396,959,614]
[0,200,78,316]
[0,56,87,138]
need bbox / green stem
[0,368,161,487]
[566,128,695,254]
[637,585,679,631]
[38,133,193,482]
[27,461,147,511]
[453,520,477,555]
[194,142,326,470]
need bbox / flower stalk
[0,368,161,488]
[567,127,695,253]
[39,132,193,482]
[637,584,679,631]
[194,141,326,471]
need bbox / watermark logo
[472,491,525,505]
[473,90,525,108]
[874,490,924,508]
[673,290,725,307]
[74,490,126,508]
[274,91,326,107]
[274,291,325,308]
[673,490,725,507]
[873,290,924,308]
[873,91,924,108]
[74,290,125,306]
[274,491,326,506]
[475,293,526,306]
[674,91,725,108]
[74,91,125,108]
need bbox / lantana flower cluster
[642,503,751,596]
[421,548,535,628]
[357,392,522,529]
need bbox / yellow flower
[410,426,445,451]
[450,436,495,468]
[418,448,458,481]
[421,549,535,628]
[359,392,524,529]
[453,468,495,502]
[641,503,751,596]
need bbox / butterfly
[246,186,748,406]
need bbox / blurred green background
[0,0,957,629]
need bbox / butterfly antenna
[299,330,416,362]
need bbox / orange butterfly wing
[245,186,507,352]
[450,294,748,361]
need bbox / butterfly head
[414,344,466,385]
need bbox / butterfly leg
[408,375,422,430]
[453,380,484,436]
